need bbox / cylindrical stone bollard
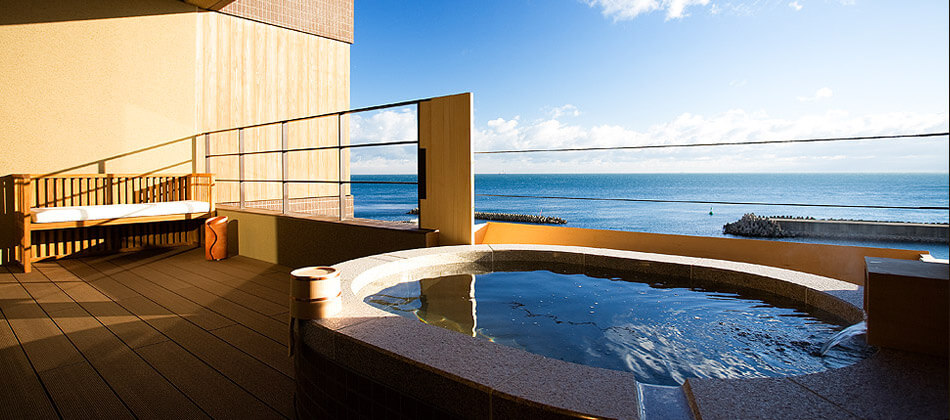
[289,266,342,355]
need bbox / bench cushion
[31,200,212,224]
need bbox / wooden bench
[13,173,215,272]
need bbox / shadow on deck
[1,246,294,419]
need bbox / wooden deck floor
[1,247,295,419]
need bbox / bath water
[365,270,873,386]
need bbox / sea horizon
[351,173,949,258]
[353,171,950,176]
[468,171,950,175]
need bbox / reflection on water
[366,274,478,336]
[364,270,873,386]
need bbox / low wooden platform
[0,247,294,419]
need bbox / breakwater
[772,218,948,243]
[407,208,566,225]
[724,213,949,243]
[723,214,794,238]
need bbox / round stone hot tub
[293,244,868,419]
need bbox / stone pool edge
[297,244,875,419]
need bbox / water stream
[820,321,867,356]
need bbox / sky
[347,0,949,174]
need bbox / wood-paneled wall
[419,93,474,245]
[197,11,350,204]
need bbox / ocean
[351,173,950,259]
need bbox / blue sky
[347,1,949,174]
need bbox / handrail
[206,140,418,158]
[198,97,431,137]
[473,132,950,154]
[476,193,949,211]
[203,95,948,224]
[217,179,417,185]
[205,97,428,220]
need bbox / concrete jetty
[724,213,948,243]
[772,218,948,243]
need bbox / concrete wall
[476,222,927,285]
[774,219,949,243]
[217,206,436,268]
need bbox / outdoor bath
[290,244,950,419]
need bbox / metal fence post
[416,102,425,228]
[238,128,245,209]
[281,122,289,214]
[338,114,344,221]
[204,133,211,174]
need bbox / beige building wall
[0,0,201,176]
[198,11,350,203]
[185,0,354,44]
[0,0,352,265]
[0,0,351,181]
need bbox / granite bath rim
[296,244,868,419]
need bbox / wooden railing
[13,173,215,272]
[24,173,214,208]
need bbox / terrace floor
[1,247,294,419]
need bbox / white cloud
[487,116,520,132]
[600,0,854,19]
[547,104,582,119]
[345,104,948,174]
[690,2,767,17]
[350,155,416,174]
[586,0,711,21]
[473,108,949,173]
[666,0,709,19]
[729,79,748,87]
[349,108,418,174]
[797,87,834,102]
[350,107,417,144]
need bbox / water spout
[820,321,866,356]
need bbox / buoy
[709,207,714,215]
